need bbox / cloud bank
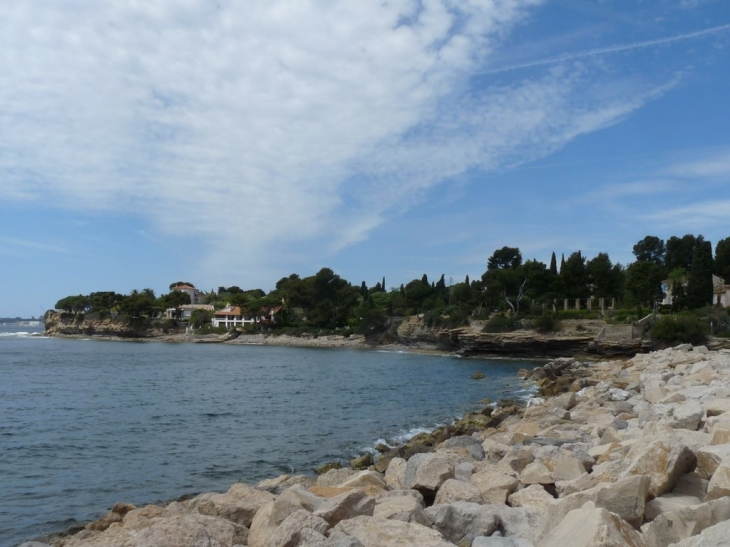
[0,0,672,281]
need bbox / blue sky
[1,0,729,317]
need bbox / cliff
[43,310,155,338]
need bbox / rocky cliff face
[43,310,154,338]
[395,316,646,357]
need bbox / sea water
[0,326,541,547]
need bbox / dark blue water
[0,327,539,547]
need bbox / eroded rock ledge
[26,345,730,547]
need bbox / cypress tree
[686,240,714,309]
[382,276,386,291]
[549,252,558,275]
[465,274,470,285]
[421,274,429,285]
[560,254,566,274]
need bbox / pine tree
[686,240,714,309]
[549,252,558,275]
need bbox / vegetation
[649,315,709,346]
[52,231,730,336]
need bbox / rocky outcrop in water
[32,345,730,547]
[43,310,153,338]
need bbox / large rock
[188,482,276,527]
[519,462,553,486]
[471,472,519,504]
[329,515,452,547]
[546,475,650,529]
[669,519,730,547]
[249,486,324,547]
[621,439,696,496]
[434,478,483,504]
[406,451,466,494]
[441,436,485,461]
[705,456,730,501]
[373,492,430,526]
[262,510,329,547]
[537,505,646,547]
[312,490,374,527]
[64,512,248,547]
[640,497,730,547]
[472,536,534,547]
[696,445,730,479]
[669,401,705,430]
[425,502,542,546]
[644,493,702,521]
[384,458,407,490]
[507,485,554,516]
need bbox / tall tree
[626,261,663,307]
[587,253,615,298]
[665,234,703,274]
[715,237,730,283]
[632,236,666,265]
[549,252,558,275]
[562,251,589,299]
[488,247,522,270]
[560,253,566,274]
[686,240,714,309]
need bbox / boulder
[425,502,542,546]
[519,462,553,486]
[668,519,730,547]
[384,457,406,490]
[640,497,730,547]
[434,478,483,504]
[188,482,276,527]
[312,490,374,527]
[621,439,696,496]
[373,493,430,526]
[644,493,702,521]
[669,401,704,431]
[709,423,730,445]
[249,486,324,547]
[65,513,248,547]
[546,475,650,529]
[550,458,586,482]
[472,536,534,547]
[262,510,329,547]
[470,472,519,504]
[672,472,710,499]
[537,505,646,547]
[405,451,467,495]
[705,456,730,501]
[696,444,730,479]
[706,399,730,417]
[316,468,355,488]
[329,515,452,547]
[441,436,485,461]
[507,485,554,516]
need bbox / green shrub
[197,325,229,335]
[531,314,561,333]
[649,315,709,346]
[482,314,519,333]
[556,309,602,320]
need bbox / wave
[0,332,49,339]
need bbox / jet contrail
[482,23,730,75]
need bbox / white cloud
[645,199,730,230]
[0,0,675,284]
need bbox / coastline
[27,344,730,547]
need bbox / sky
[1,0,729,317]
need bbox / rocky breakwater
[28,345,730,547]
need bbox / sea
[0,324,541,547]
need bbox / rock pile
[29,345,730,547]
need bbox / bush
[556,309,602,320]
[197,325,229,335]
[482,314,519,333]
[649,315,709,346]
[532,314,561,333]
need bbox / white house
[172,284,203,304]
[165,304,214,320]
[211,305,283,329]
[663,274,730,307]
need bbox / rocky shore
[24,345,730,547]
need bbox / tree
[626,261,663,307]
[160,290,191,319]
[488,247,522,270]
[665,234,704,274]
[633,236,665,265]
[685,240,714,309]
[715,237,730,283]
[549,252,558,275]
[587,253,620,299]
[169,281,194,289]
[562,251,589,299]
[190,309,213,329]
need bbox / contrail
[482,23,730,75]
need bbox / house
[172,284,203,304]
[714,275,730,307]
[165,304,214,320]
[211,305,283,329]
[663,274,730,307]
[212,306,250,329]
